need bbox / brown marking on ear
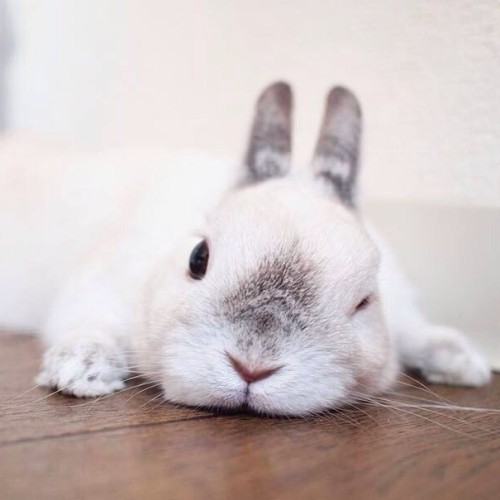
[242,81,293,184]
[312,86,362,208]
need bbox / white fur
[0,133,491,415]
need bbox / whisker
[3,387,64,412]
[353,391,500,438]
[397,373,457,405]
[3,382,46,405]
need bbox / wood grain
[1,333,499,500]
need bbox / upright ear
[311,86,362,208]
[242,81,293,184]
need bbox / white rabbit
[1,83,490,415]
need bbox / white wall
[4,0,500,207]
[2,0,499,363]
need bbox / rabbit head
[139,82,398,416]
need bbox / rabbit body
[0,84,490,415]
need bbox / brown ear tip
[327,86,361,116]
[258,81,293,109]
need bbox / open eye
[353,295,373,315]
[188,240,209,280]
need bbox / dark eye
[354,295,372,314]
[189,240,209,280]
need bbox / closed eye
[352,294,374,315]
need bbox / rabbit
[7,82,489,416]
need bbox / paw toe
[36,341,127,398]
[421,327,491,387]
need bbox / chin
[165,384,351,417]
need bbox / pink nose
[227,354,279,384]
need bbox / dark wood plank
[1,333,500,500]
[0,334,211,444]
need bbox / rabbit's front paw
[419,326,491,387]
[36,340,127,397]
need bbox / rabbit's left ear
[242,81,293,184]
[311,86,362,208]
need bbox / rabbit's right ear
[311,86,362,208]
[242,81,293,184]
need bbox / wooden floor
[1,333,500,500]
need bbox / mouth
[214,390,299,418]
[178,389,277,417]
[198,402,298,419]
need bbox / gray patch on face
[221,245,319,335]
